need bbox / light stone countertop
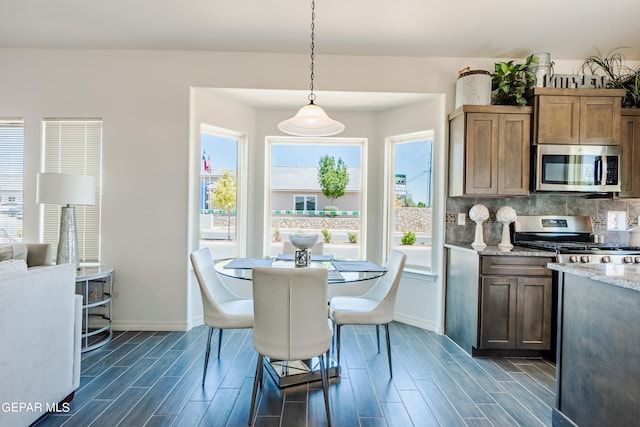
[445,242,555,257]
[547,263,640,292]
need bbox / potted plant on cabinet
[581,48,640,108]
[491,54,538,106]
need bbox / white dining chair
[329,249,407,378]
[249,267,332,426]
[190,247,254,386]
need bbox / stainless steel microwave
[534,144,621,192]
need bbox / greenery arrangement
[581,49,640,108]
[347,231,358,243]
[321,228,331,243]
[209,169,236,240]
[401,231,416,245]
[318,155,349,208]
[491,54,538,106]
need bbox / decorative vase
[289,234,319,267]
[496,206,517,251]
[469,204,489,250]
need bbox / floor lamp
[36,173,96,267]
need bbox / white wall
[0,48,589,332]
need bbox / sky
[201,133,433,205]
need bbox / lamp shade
[278,103,345,137]
[36,173,95,206]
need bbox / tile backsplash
[446,194,640,246]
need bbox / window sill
[401,267,438,282]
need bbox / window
[266,138,366,258]
[386,131,434,270]
[0,119,24,243]
[199,125,246,259]
[42,119,102,263]
[294,195,317,211]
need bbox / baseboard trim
[394,312,441,333]
[112,320,190,332]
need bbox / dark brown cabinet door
[465,113,499,195]
[480,276,517,349]
[533,89,624,145]
[516,276,552,350]
[580,96,621,145]
[620,109,640,198]
[498,113,530,195]
[536,95,580,144]
[461,109,530,196]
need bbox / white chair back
[252,267,331,361]
[190,247,245,325]
[360,249,407,322]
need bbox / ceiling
[2,0,639,110]
[1,0,638,59]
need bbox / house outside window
[294,195,317,211]
[266,138,366,259]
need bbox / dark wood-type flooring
[35,322,555,426]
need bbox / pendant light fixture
[278,0,345,137]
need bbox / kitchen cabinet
[449,105,531,197]
[532,88,625,145]
[619,108,640,198]
[445,245,555,357]
[479,256,553,350]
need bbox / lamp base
[57,205,79,267]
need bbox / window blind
[0,119,24,242]
[43,119,102,263]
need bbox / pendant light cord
[308,0,316,104]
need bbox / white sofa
[0,253,82,427]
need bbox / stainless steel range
[513,215,640,264]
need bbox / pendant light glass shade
[278,102,345,136]
[279,0,345,137]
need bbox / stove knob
[580,255,591,263]
[601,256,611,263]
[623,256,634,264]
[635,256,640,264]
[568,255,579,263]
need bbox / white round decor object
[496,206,517,224]
[469,204,489,250]
[496,206,517,251]
[469,204,490,223]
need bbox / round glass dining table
[214,257,387,283]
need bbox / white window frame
[41,119,102,264]
[264,136,367,258]
[199,124,248,258]
[384,130,435,272]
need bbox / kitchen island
[548,263,640,427]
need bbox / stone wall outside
[208,207,432,234]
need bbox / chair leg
[335,324,342,370]
[202,327,214,386]
[376,325,381,353]
[217,328,224,358]
[319,351,332,426]
[384,323,393,378]
[248,355,264,425]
